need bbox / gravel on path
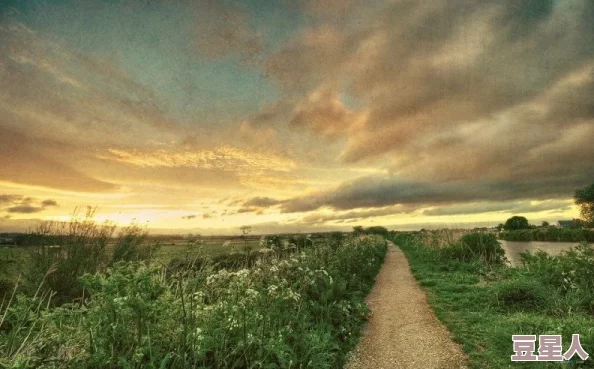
[345,241,468,369]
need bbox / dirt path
[346,241,467,369]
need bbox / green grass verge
[391,234,594,369]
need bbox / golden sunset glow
[1,0,592,235]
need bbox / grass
[391,232,594,368]
[0,215,387,369]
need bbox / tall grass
[0,233,387,368]
[411,229,507,265]
[18,207,159,305]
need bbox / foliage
[499,228,594,242]
[575,183,594,225]
[352,226,389,236]
[440,233,506,265]
[22,208,159,305]
[520,243,594,305]
[0,235,387,369]
[390,232,594,369]
[503,216,530,231]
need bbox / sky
[1,0,593,235]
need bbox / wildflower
[267,284,278,296]
[246,288,259,298]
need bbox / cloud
[0,193,60,214]
[7,205,44,214]
[266,174,585,214]
[266,25,347,91]
[41,199,58,207]
[182,215,197,220]
[243,197,283,208]
[422,200,574,216]
[98,146,295,173]
[0,127,117,192]
[300,205,410,224]
[257,0,594,196]
[0,20,179,192]
[236,207,263,215]
[0,194,23,205]
[290,88,366,139]
[192,0,263,64]
[1,21,178,146]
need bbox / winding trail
[346,241,468,369]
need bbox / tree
[575,183,594,225]
[240,225,252,249]
[572,219,586,229]
[503,216,530,231]
[365,226,389,236]
[495,223,504,231]
[541,221,550,227]
[353,226,364,235]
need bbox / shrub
[499,228,594,242]
[441,233,506,265]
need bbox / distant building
[557,220,574,229]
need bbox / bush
[441,232,506,265]
[521,243,594,294]
[499,228,594,242]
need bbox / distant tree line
[352,226,389,236]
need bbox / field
[0,235,261,298]
[0,222,387,369]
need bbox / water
[499,240,583,267]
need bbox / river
[498,240,585,267]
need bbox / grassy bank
[1,231,386,368]
[499,228,594,242]
[390,231,594,368]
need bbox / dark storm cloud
[422,199,573,216]
[243,197,283,208]
[258,0,594,200]
[266,174,588,214]
[300,205,411,224]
